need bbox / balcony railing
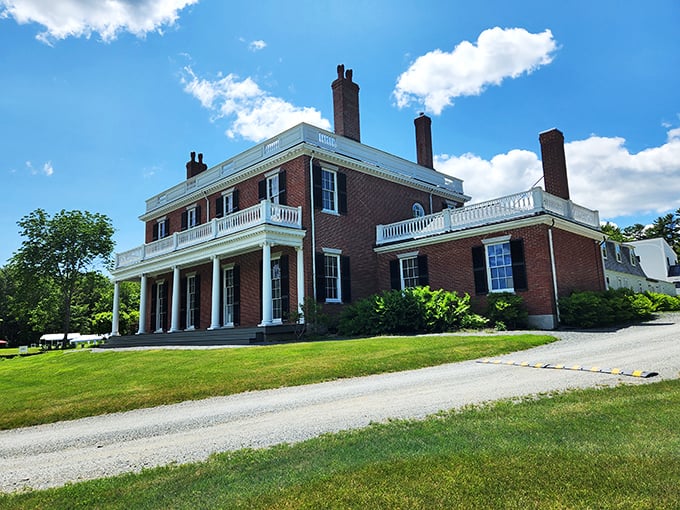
[115,201,302,269]
[376,188,600,245]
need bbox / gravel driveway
[2,313,679,493]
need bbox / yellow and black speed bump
[477,359,658,378]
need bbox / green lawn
[0,333,554,429]
[2,379,678,509]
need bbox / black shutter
[232,189,239,212]
[341,256,351,302]
[472,246,488,294]
[510,239,528,291]
[312,164,323,209]
[181,211,188,231]
[280,255,289,321]
[258,179,267,201]
[194,275,201,328]
[215,197,224,218]
[196,205,202,225]
[233,265,240,326]
[180,277,187,330]
[417,255,429,287]
[278,170,287,205]
[315,252,326,301]
[164,219,170,238]
[152,223,159,241]
[150,283,157,331]
[390,259,401,290]
[337,172,347,215]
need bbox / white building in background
[629,238,680,296]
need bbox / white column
[137,274,147,335]
[296,246,305,324]
[209,256,221,330]
[111,281,121,336]
[260,242,273,326]
[170,266,181,332]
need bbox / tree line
[0,209,139,347]
[601,208,680,257]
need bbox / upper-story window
[615,244,622,263]
[630,249,636,266]
[321,168,337,212]
[152,217,170,241]
[313,164,347,214]
[601,242,608,259]
[216,189,239,218]
[181,205,201,231]
[412,203,425,218]
[258,171,287,205]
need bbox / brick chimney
[414,113,434,169]
[539,128,570,200]
[186,151,208,179]
[331,64,360,142]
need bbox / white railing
[115,201,302,268]
[376,188,600,245]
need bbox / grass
[2,379,678,509]
[0,333,554,429]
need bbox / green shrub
[485,292,528,330]
[559,289,657,328]
[644,292,680,311]
[337,286,488,336]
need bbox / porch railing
[376,188,600,245]
[115,201,302,269]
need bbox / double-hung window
[401,256,420,288]
[185,274,197,329]
[473,237,527,294]
[268,174,281,204]
[324,253,341,302]
[187,207,198,228]
[390,253,429,290]
[271,258,282,322]
[321,169,337,212]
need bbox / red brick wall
[375,222,604,319]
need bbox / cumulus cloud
[0,0,198,44]
[394,27,557,115]
[435,128,680,220]
[181,66,331,142]
[25,160,54,176]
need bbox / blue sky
[1,0,679,268]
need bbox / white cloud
[394,27,557,115]
[0,0,198,44]
[181,66,331,142]
[249,39,266,52]
[24,160,54,176]
[435,128,680,220]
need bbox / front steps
[100,324,301,349]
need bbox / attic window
[615,244,622,263]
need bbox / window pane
[486,242,514,292]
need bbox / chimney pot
[186,150,207,179]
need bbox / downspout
[203,191,210,221]
[429,192,433,214]
[548,220,560,325]
[309,152,317,300]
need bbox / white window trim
[222,265,235,328]
[615,244,622,263]
[484,240,515,293]
[412,203,425,218]
[399,256,420,290]
[321,167,339,214]
[397,251,419,259]
[185,274,197,331]
[271,254,283,324]
[323,252,342,303]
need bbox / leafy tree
[622,223,648,241]
[11,209,115,342]
[601,222,624,242]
